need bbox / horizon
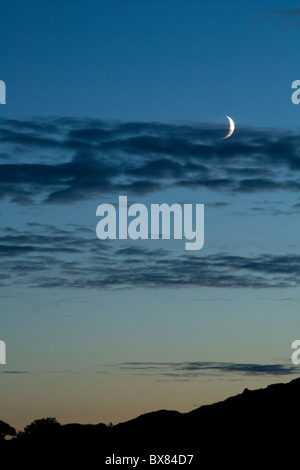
[3,374,300,433]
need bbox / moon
[221,115,235,139]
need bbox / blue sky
[1,0,300,125]
[1,0,300,430]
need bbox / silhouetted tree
[20,417,60,440]
[0,419,16,441]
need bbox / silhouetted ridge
[2,377,299,467]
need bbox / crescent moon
[221,115,235,139]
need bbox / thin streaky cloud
[1,225,300,290]
[268,8,300,18]
[116,361,300,379]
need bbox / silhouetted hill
[2,377,299,467]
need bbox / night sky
[1,0,300,430]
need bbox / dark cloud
[0,370,28,374]
[207,201,230,208]
[0,117,300,204]
[116,361,299,379]
[1,225,300,290]
[0,369,82,374]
